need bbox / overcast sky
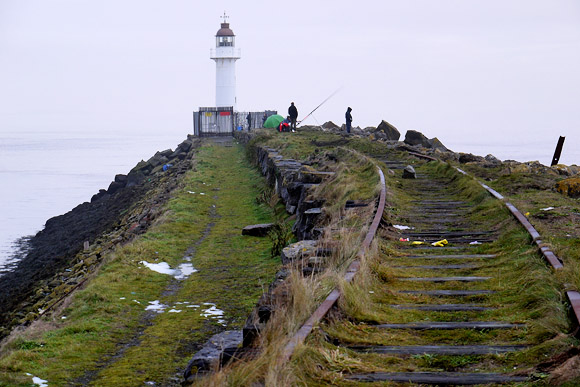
[1,0,579,164]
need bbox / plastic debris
[394,225,413,230]
[540,207,555,211]
[162,163,173,171]
[431,239,448,247]
[470,241,482,245]
[411,241,425,245]
[524,212,530,217]
[399,237,410,242]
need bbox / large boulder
[555,177,580,198]
[458,153,485,163]
[404,130,431,148]
[429,137,448,151]
[376,120,401,141]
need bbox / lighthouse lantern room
[210,13,241,109]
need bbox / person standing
[345,107,352,134]
[288,102,298,132]
[246,112,252,131]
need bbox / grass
[291,156,578,385]
[0,142,280,386]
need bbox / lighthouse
[210,13,241,109]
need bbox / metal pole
[551,136,565,166]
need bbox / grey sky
[1,0,579,164]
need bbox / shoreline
[0,135,199,339]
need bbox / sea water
[0,129,188,275]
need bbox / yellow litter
[431,239,448,247]
[410,241,425,245]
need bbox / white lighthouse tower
[210,13,241,109]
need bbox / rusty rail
[281,167,386,362]
[455,166,579,333]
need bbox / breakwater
[0,136,198,338]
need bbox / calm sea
[0,129,189,275]
[0,130,577,275]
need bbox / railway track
[290,155,579,385]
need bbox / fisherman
[279,116,291,132]
[246,112,252,131]
[288,102,298,132]
[345,107,352,134]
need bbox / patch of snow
[141,261,177,276]
[141,261,198,280]
[145,300,167,313]
[168,309,182,313]
[26,374,48,387]
[201,303,227,326]
[174,263,198,280]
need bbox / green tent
[263,114,284,129]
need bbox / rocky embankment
[0,136,200,340]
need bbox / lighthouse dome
[216,23,235,37]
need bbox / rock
[90,189,109,202]
[281,240,317,264]
[555,177,580,198]
[183,331,243,382]
[114,174,128,184]
[551,164,575,176]
[434,148,458,162]
[107,180,125,195]
[376,120,401,141]
[158,149,174,158]
[458,153,485,163]
[321,121,339,129]
[241,223,275,237]
[147,153,169,168]
[131,160,152,175]
[402,165,416,179]
[177,139,193,153]
[429,137,448,151]
[404,130,431,148]
[293,200,325,240]
[126,170,146,187]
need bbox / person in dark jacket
[345,107,352,133]
[288,102,298,132]
[246,112,252,131]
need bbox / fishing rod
[298,87,342,124]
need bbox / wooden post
[551,136,565,166]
